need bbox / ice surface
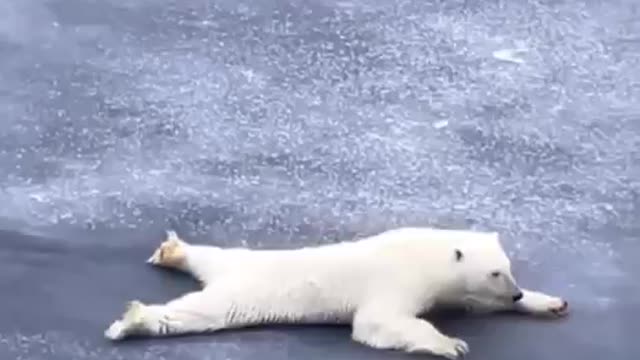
[0,0,639,358]
[2,0,637,251]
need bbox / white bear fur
[105,227,569,360]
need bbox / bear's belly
[208,270,361,326]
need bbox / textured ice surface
[0,330,306,360]
[0,0,639,358]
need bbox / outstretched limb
[146,230,225,286]
[351,303,469,360]
[513,288,569,317]
[105,290,223,341]
[147,231,189,271]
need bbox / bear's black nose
[512,291,524,302]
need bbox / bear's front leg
[352,308,469,359]
[513,289,569,318]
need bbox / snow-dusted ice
[0,0,638,358]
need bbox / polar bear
[105,227,569,359]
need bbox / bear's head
[453,233,523,312]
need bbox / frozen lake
[1,0,638,359]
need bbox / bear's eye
[490,271,501,278]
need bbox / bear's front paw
[531,295,569,318]
[547,298,569,317]
[410,336,469,359]
[516,290,569,318]
[436,336,469,360]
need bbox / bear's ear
[454,249,464,262]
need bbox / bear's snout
[512,291,524,302]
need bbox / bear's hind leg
[352,306,469,359]
[105,290,224,341]
[147,230,189,270]
[146,230,229,286]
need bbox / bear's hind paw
[104,320,127,341]
[146,230,187,267]
[104,300,147,341]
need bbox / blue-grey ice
[0,0,639,359]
